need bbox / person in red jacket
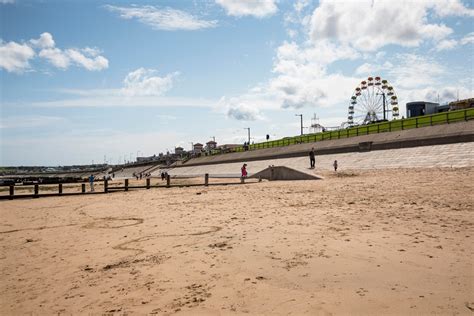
[241,163,248,178]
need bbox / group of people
[160,171,169,181]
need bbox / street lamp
[376,92,387,120]
[295,114,303,135]
[244,127,250,144]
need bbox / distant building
[449,98,474,111]
[206,140,217,151]
[193,143,204,153]
[406,101,439,118]
[175,147,184,155]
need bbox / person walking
[333,160,338,172]
[89,174,95,192]
[309,148,316,169]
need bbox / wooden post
[58,183,63,195]
[81,183,86,193]
[415,117,418,128]
[104,180,108,193]
[401,119,404,130]
[34,184,39,197]
[430,115,432,126]
[125,179,129,191]
[146,178,150,189]
[9,185,14,200]
[240,177,245,184]
[205,173,209,186]
[446,112,449,124]
[166,175,170,188]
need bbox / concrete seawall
[182,120,474,168]
[151,142,474,178]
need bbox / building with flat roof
[406,101,439,118]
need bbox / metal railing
[211,108,474,155]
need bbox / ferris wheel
[348,76,399,126]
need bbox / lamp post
[376,92,387,121]
[244,128,250,144]
[295,114,303,135]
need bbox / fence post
[430,115,432,126]
[446,112,449,124]
[166,175,170,188]
[416,117,418,128]
[125,179,129,191]
[205,173,209,186]
[81,183,86,193]
[34,184,39,197]
[347,129,349,138]
[58,183,63,195]
[338,130,340,139]
[389,121,392,132]
[377,124,380,133]
[104,180,108,193]
[241,177,245,184]
[146,178,150,189]
[465,109,468,121]
[401,120,404,130]
[356,127,359,136]
[9,185,14,200]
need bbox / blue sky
[1,0,473,166]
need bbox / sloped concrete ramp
[250,166,322,181]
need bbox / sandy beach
[1,167,473,315]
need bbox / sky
[1,0,473,166]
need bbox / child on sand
[89,174,95,192]
[333,160,338,172]
[241,164,248,178]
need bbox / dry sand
[0,168,473,315]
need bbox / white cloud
[0,40,35,73]
[122,68,179,96]
[105,5,217,30]
[226,103,264,121]
[215,0,277,18]
[460,32,474,45]
[436,39,459,51]
[39,47,70,69]
[309,0,472,52]
[390,54,445,89]
[66,48,108,71]
[29,32,55,49]
[0,0,15,4]
[28,68,211,108]
[0,33,109,73]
